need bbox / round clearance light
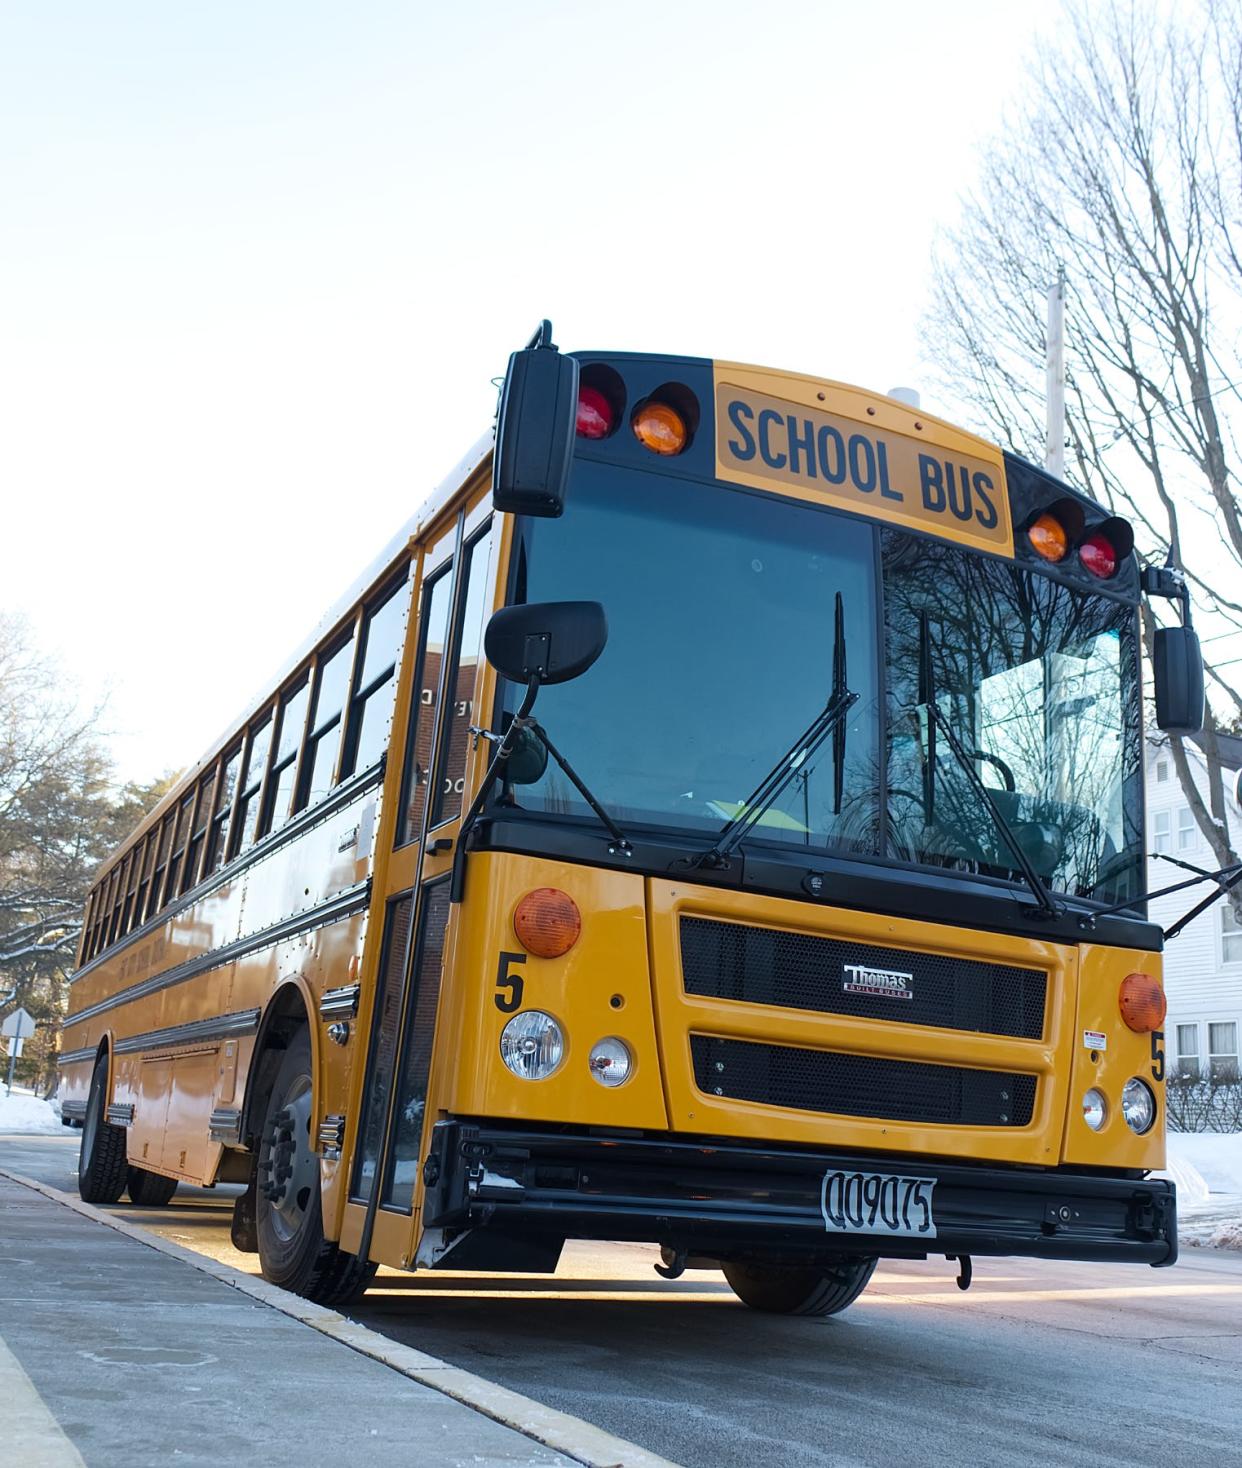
[1079,532,1118,579]
[1028,512,1069,563]
[576,385,615,440]
[588,1037,632,1088]
[513,888,581,959]
[1082,1088,1108,1131]
[1122,1077,1156,1134]
[1119,972,1167,1034]
[632,401,688,456]
[500,1011,564,1080]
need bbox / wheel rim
[260,1074,316,1243]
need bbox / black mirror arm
[527,721,633,856]
[450,677,542,903]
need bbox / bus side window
[183,769,217,892]
[431,526,493,828]
[105,856,129,947]
[341,573,408,783]
[121,837,143,934]
[205,748,241,877]
[233,709,274,856]
[262,677,309,837]
[133,832,156,929]
[148,812,174,918]
[398,566,454,846]
[296,631,356,813]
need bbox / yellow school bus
[61,328,1196,1313]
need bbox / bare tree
[924,0,1242,916]
[0,613,174,1091]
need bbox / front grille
[681,917,1046,1040]
[691,1035,1037,1127]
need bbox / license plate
[821,1169,937,1238]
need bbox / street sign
[1,1007,35,1040]
[9,1036,23,1058]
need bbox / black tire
[723,1257,877,1317]
[78,1054,129,1204]
[255,1028,375,1305]
[127,1165,178,1206]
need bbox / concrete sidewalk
[0,1172,666,1467]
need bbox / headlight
[1082,1088,1107,1131]
[499,1011,564,1080]
[588,1037,632,1088]
[1121,1077,1155,1134]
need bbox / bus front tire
[78,1054,129,1205]
[255,1029,374,1306]
[127,1166,178,1206]
[722,1257,877,1316]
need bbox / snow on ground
[0,1089,65,1135]
[1160,1133,1242,1251]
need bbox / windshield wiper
[916,612,1060,921]
[1078,856,1242,937]
[696,592,857,869]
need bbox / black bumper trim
[422,1121,1177,1268]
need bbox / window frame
[339,568,410,785]
[1208,1020,1239,1082]
[1152,809,1172,854]
[230,705,276,861]
[260,673,313,839]
[1177,806,1196,851]
[1175,1022,1200,1080]
[294,622,361,817]
[1222,903,1242,966]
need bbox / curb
[0,1166,679,1468]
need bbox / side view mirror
[484,601,607,689]
[492,320,579,518]
[1153,625,1204,736]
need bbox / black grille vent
[681,917,1046,1040]
[691,1035,1036,1127]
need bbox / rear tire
[723,1257,877,1317]
[127,1166,178,1206]
[78,1054,129,1205]
[255,1028,375,1305]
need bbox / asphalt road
[7,1131,1242,1468]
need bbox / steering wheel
[970,748,1015,792]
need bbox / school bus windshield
[502,458,1144,904]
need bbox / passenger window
[263,677,309,835]
[134,834,156,928]
[121,839,143,933]
[206,748,241,876]
[297,631,356,812]
[432,527,493,827]
[182,770,216,892]
[167,793,195,901]
[234,711,274,855]
[342,576,408,782]
[149,814,174,917]
[399,567,454,845]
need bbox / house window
[1175,1023,1200,1080]
[1156,759,1169,782]
[1209,1021,1239,1082]
[1177,807,1196,851]
[1223,905,1242,965]
[1153,810,1172,854]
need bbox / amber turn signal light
[1028,513,1069,563]
[514,888,581,958]
[632,401,688,456]
[1118,972,1167,1033]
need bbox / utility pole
[1045,266,1066,478]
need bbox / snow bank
[1159,1150,1210,1207]
[0,1090,65,1135]
[1166,1132,1242,1195]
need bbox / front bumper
[422,1120,1177,1268]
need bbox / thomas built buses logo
[842,964,914,1000]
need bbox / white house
[1146,731,1242,1082]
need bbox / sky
[1,1,1068,783]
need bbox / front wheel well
[239,985,313,1152]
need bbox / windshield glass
[506,462,882,853]
[502,463,1143,904]
[882,528,1143,903]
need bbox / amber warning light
[514,888,581,959]
[1119,972,1167,1033]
